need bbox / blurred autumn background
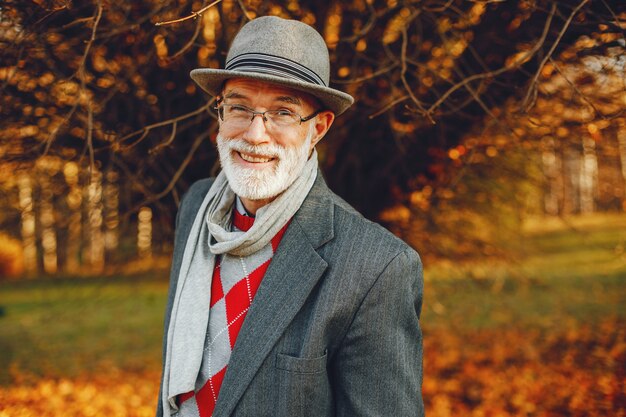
[1,0,625,415]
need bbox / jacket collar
[291,169,335,249]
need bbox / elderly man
[157,16,424,417]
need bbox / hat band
[225,53,327,87]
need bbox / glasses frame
[214,101,322,127]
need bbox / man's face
[216,78,329,201]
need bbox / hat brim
[190,68,354,115]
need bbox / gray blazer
[157,173,424,416]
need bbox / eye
[229,104,251,113]
[275,109,295,117]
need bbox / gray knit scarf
[161,150,318,416]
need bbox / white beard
[216,126,315,201]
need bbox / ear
[309,110,335,151]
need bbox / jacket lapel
[212,173,334,417]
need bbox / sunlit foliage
[1,321,623,416]
[0,1,624,268]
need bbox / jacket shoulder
[333,194,412,253]
[180,178,215,209]
[170,178,215,251]
[324,191,419,275]
[176,178,215,223]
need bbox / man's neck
[239,196,275,216]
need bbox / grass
[0,213,625,385]
[0,275,169,384]
[422,272,624,331]
[419,212,626,330]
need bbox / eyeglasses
[215,103,321,129]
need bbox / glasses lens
[266,110,299,127]
[224,105,251,119]
[221,105,252,127]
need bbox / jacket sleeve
[332,247,424,417]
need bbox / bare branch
[399,11,435,124]
[369,95,409,119]
[339,0,378,43]
[427,3,557,116]
[155,0,223,26]
[165,16,204,62]
[118,100,214,150]
[77,1,103,80]
[87,101,95,170]
[32,4,69,26]
[236,0,253,21]
[40,103,78,156]
[150,122,178,155]
[459,68,518,139]
[41,1,103,157]
[521,0,589,112]
[96,6,166,40]
[600,0,626,36]
[548,57,603,119]
[331,62,399,84]
[129,128,214,213]
[61,16,95,30]
[423,0,455,13]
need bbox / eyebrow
[223,91,246,100]
[275,96,302,106]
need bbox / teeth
[239,152,272,163]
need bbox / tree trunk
[86,168,104,273]
[38,174,58,274]
[17,172,37,275]
[618,129,626,211]
[541,137,561,215]
[580,136,599,214]
[563,145,581,215]
[137,206,152,260]
[63,162,82,273]
[103,169,119,261]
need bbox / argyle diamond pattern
[177,208,289,417]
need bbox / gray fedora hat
[190,16,354,115]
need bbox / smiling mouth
[237,151,275,164]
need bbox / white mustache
[225,138,285,159]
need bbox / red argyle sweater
[177,207,289,417]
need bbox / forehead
[222,78,318,109]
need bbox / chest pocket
[275,351,332,416]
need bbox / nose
[242,113,270,145]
